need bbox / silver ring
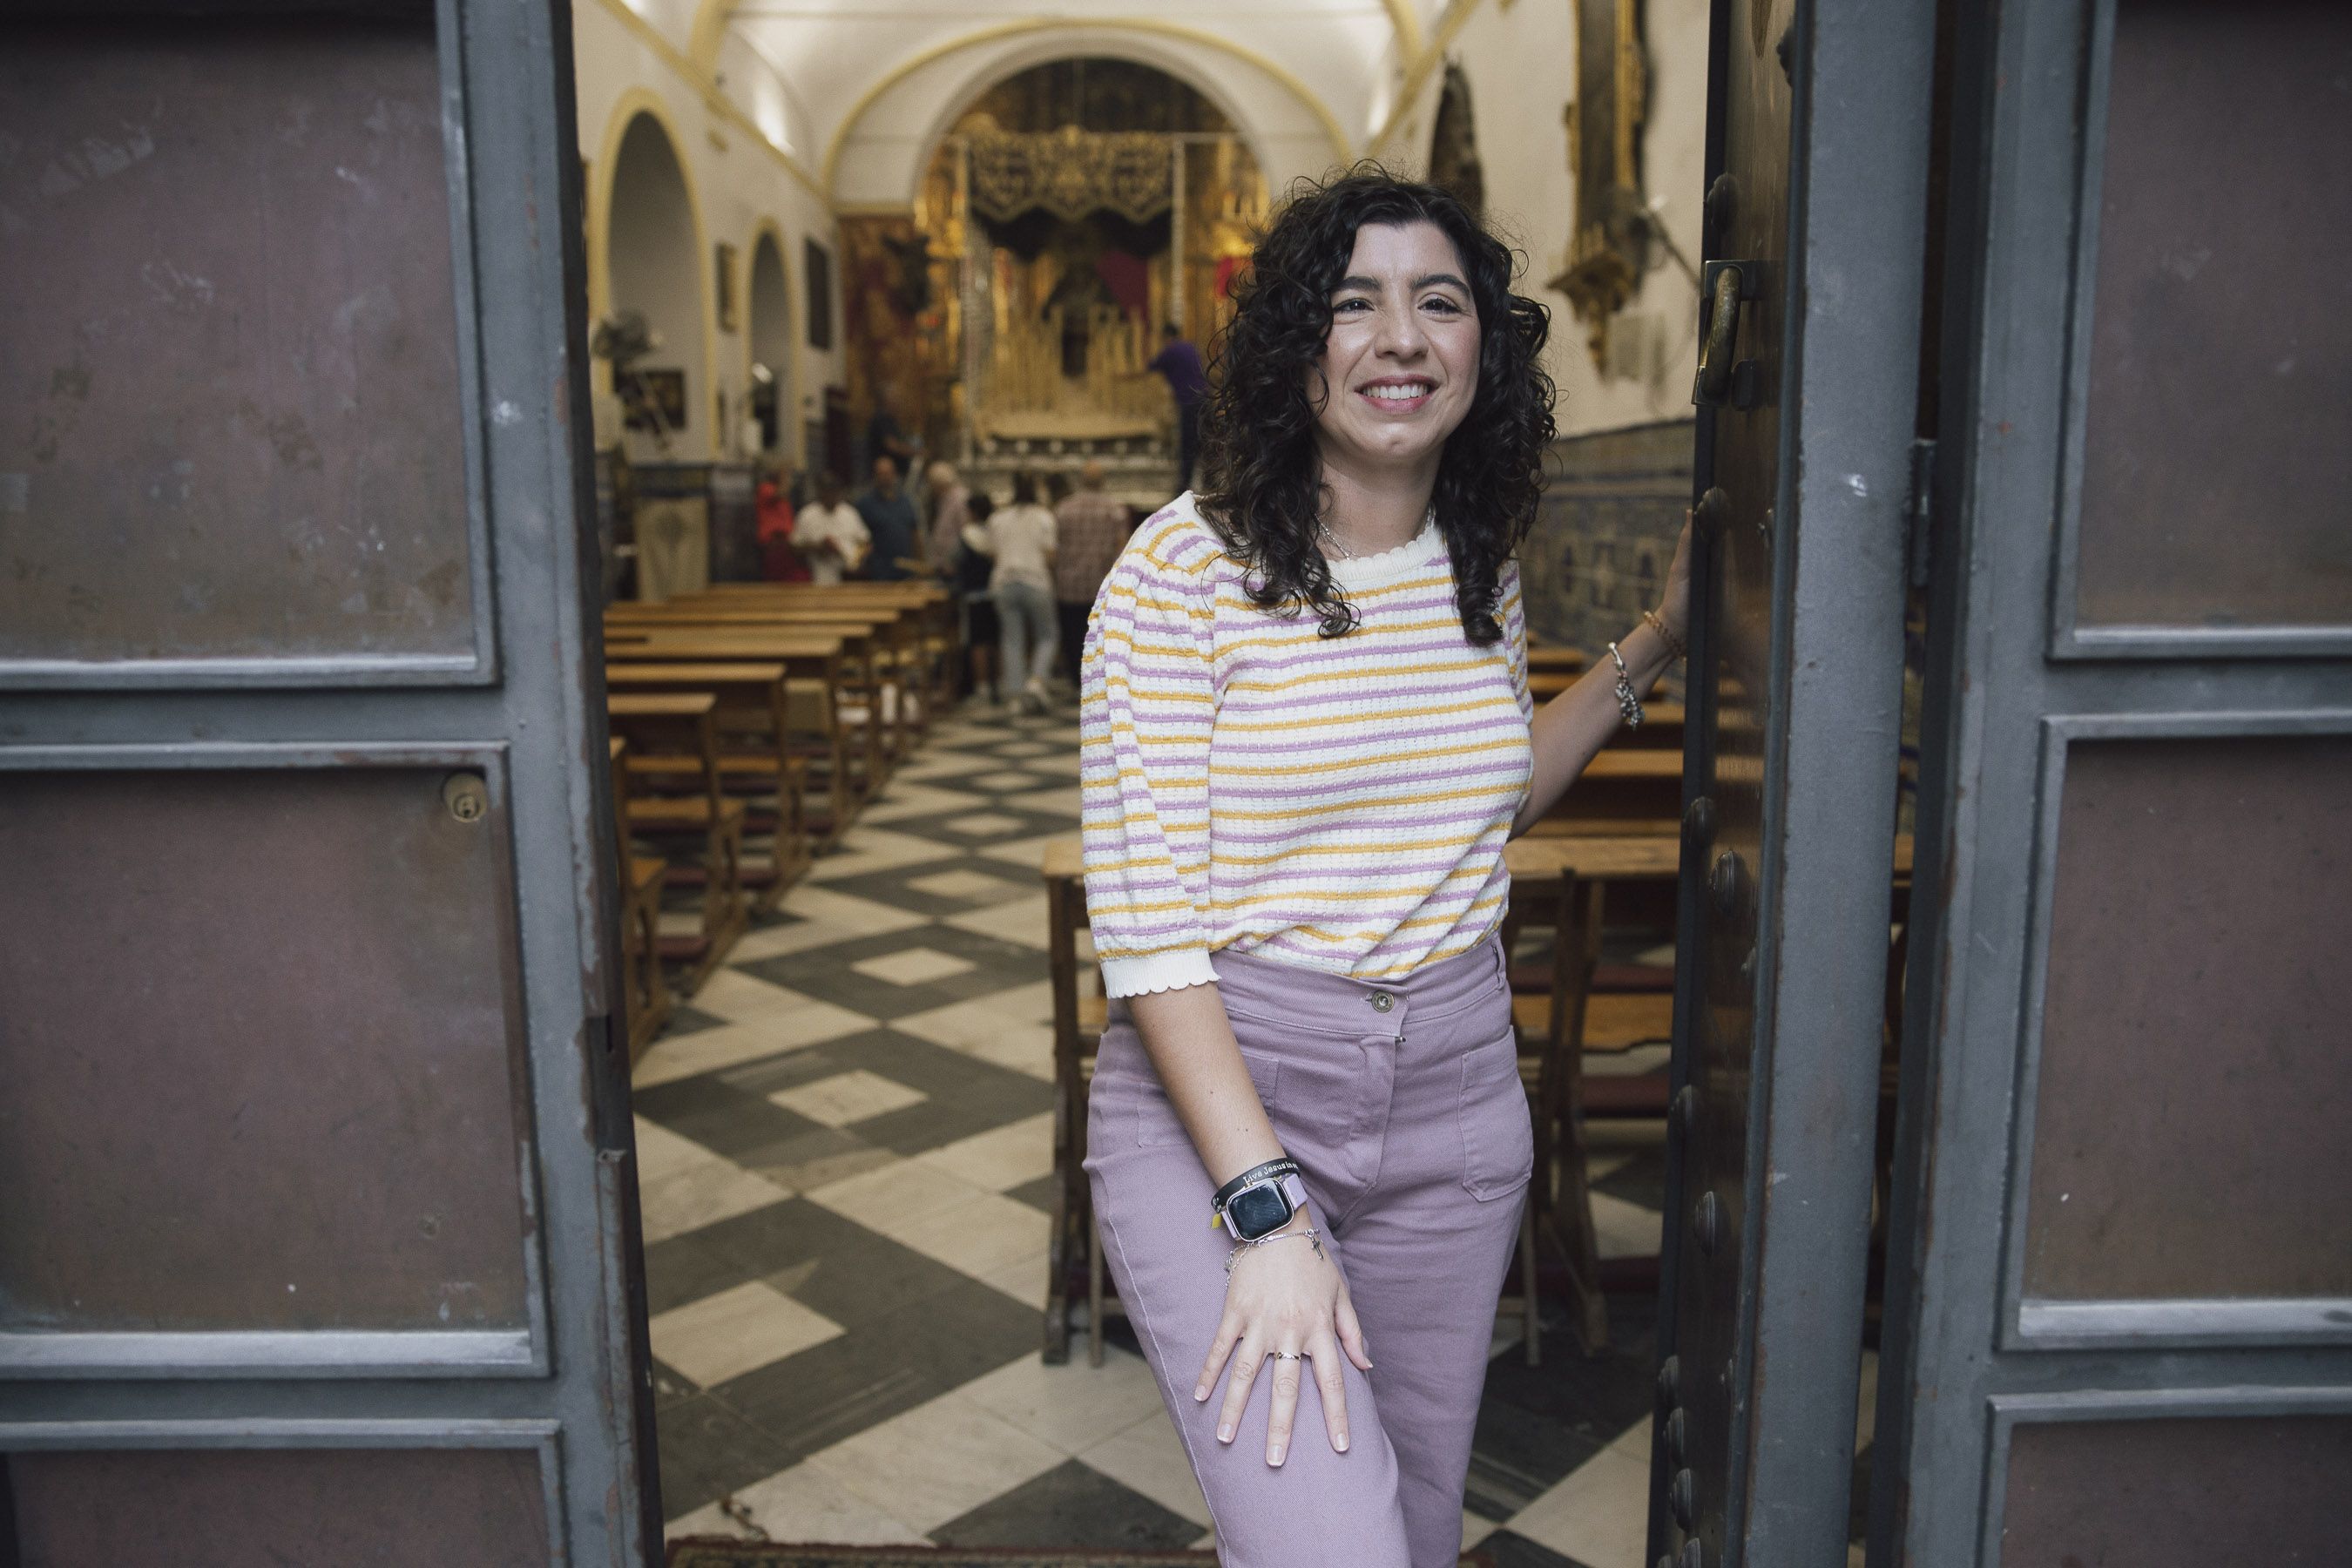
[1269,1350,1307,1361]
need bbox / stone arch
[745,220,794,459]
[591,96,717,456]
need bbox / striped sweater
[1079,493,1533,998]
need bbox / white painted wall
[572,0,841,463]
[1368,0,1707,437]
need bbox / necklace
[1317,505,1435,564]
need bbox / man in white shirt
[792,470,870,585]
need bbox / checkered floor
[634,696,1707,1566]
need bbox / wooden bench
[608,623,889,796]
[605,661,821,877]
[1498,829,1916,1357]
[608,736,672,1061]
[698,583,962,716]
[1041,835,1112,1365]
[605,693,748,995]
[605,630,879,817]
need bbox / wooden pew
[641,584,949,750]
[608,737,672,1061]
[1499,831,1916,1356]
[612,599,922,760]
[607,622,890,794]
[1040,835,1106,1365]
[604,693,748,994]
[1524,748,1685,837]
[605,630,881,814]
[696,582,960,719]
[606,667,818,907]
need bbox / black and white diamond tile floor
[634,698,1682,1565]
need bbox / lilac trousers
[1085,937,1533,1568]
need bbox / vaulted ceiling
[674,0,1458,206]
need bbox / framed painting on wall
[620,368,686,434]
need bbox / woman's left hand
[1659,510,1696,643]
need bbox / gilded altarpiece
[842,60,1266,468]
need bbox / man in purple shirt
[1143,322,1206,493]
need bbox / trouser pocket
[1457,1034,1535,1200]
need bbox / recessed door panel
[2072,0,2352,634]
[1999,1415,2352,1567]
[2024,733,2352,1303]
[9,1446,551,1565]
[0,18,479,674]
[0,763,532,1338]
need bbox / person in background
[754,454,809,582]
[1140,320,1208,492]
[855,455,920,581]
[957,490,1002,706]
[985,470,1059,713]
[1053,459,1130,683]
[925,459,970,578]
[1045,470,1073,507]
[792,470,868,585]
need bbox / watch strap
[1210,1157,1300,1213]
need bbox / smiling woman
[1196,169,1557,643]
[1076,167,1691,1568]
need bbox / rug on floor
[666,1543,1498,1567]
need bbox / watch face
[1227,1184,1291,1241]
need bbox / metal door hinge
[1906,437,1936,588]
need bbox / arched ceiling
[686,0,1458,206]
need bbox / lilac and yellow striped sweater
[1079,494,1534,999]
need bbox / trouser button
[1368,991,1395,1013]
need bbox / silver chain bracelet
[1224,1226,1325,1276]
[1607,640,1645,728]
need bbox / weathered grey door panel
[1649,1,1932,1564]
[1873,1,2352,1561]
[0,1,657,1559]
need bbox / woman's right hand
[1193,1217,1375,1467]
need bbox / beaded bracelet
[1642,607,1686,662]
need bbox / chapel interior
[3,0,2347,1564]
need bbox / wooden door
[1871,2,2352,1560]
[0,2,659,1559]
[1650,0,1935,1562]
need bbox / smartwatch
[1212,1159,1310,1242]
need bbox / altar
[835,57,1266,506]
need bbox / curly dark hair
[1195,166,1555,644]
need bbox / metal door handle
[1693,264,1743,404]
